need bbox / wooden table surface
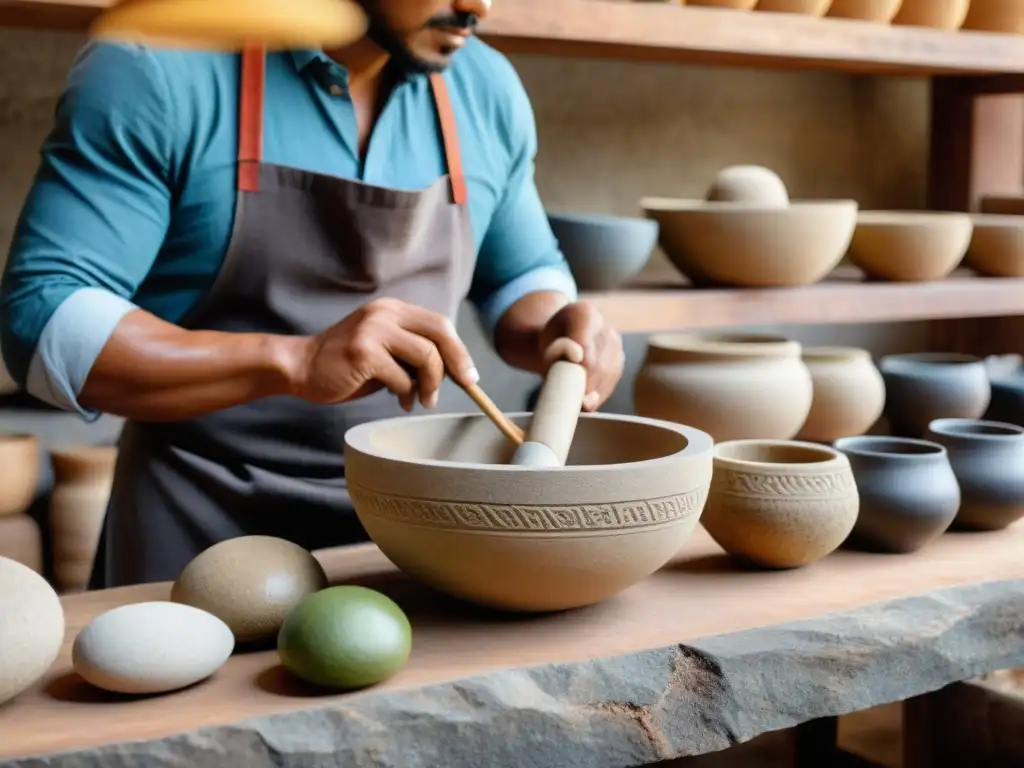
[2,523,1023,761]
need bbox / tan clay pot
[827,0,903,21]
[0,435,40,518]
[756,0,833,14]
[50,446,118,594]
[634,333,814,442]
[962,0,1024,32]
[642,198,857,287]
[796,347,886,443]
[0,515,43,573]
[847,211,972,282]
[704,165,790,206]
[892,0,970,28]
[965,215,1024,277]
[704,440,860,569]
[688,0,758,8]
[345,412,713,613]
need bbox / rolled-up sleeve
[0,42,174,419]
[468,66,577,337]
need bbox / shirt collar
[290,49,332,74]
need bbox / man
[0,0,625,588]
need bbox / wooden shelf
[581,269,1024,332]
[5,0,1024,77]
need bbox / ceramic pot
[965,215,1024,278]
[962,0,1024,32]
[50,446,118,593]
[704,440,859,569]
[879,353,991,437]
[827,0,903,22]
[756,0,833,14]
[925,419,1024,531]
[0,515,43,573]
[796,347,885,442]
[892,0,970,28]
[985,374,1024,427]
[345,412,714,613]
[0,435,40,518]
[834,436,959,553]
[634,333,813,442]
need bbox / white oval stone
[72,601,234,694]
[0,556,65,705]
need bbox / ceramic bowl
[879,353,992,437]
[892,0,969,28]
[688,0,759,8]
[547,212,658,291]
[0,435,40,518]
[345,412,713,612]
[834,436,959,554]
[827,0,903,21]
[847,211,972,282]
[703,440,859,569]
[704,165,790,206]
[642,198,857,287]
[962,0,1024,32]
[964,215,1024,278]
[756,0,833,14]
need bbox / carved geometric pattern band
[713,470,854,499]
[348,484,708,532]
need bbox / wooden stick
[463,383,525,445]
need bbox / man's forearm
[79,309,308,421]
[493,291,571,373]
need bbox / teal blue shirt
[0,39,576,416]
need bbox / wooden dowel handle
[464,383,524,445]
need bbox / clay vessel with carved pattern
[703,440,859,569]
[344,412,713,612]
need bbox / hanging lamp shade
[90,0,368,51]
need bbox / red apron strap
[429,73,468,206]
[237,46,266,193]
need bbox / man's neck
[324,37,390,92]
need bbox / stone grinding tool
[510,339,589,468]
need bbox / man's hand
[537,300,624,411]
[295,298,479,412]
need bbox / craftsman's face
[359,0,492,73]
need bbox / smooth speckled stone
[171,536,328,643]
[0,556,64,705]
[72,601,234,695]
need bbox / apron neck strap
[237,48,468,205]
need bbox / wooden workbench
[1,523,1023,767]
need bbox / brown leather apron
[89,48,477,589]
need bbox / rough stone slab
[7,579,1024,768]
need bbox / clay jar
[634,333,813,442]
[834,436,960,554]
[0,434,40,518]
[925,419,1024,532]
[50,446,118,593]
[703,440,859,569]
[879,353,991,438]
[797,347,886,443]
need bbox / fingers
[382,328,445,409]
[391,303,479,389]
[542,301,624,412]
[581,327,624,411]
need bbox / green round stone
[277,585,412,690]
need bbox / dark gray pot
[547,212,658,291]
[834,436,960,554]
[925,418,1024,531]
[879,353,991,437]
[985,373,1024,427]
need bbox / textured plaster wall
[0,31,934,414]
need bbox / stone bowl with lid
[641,165,857,287]
[344,411,713,612]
